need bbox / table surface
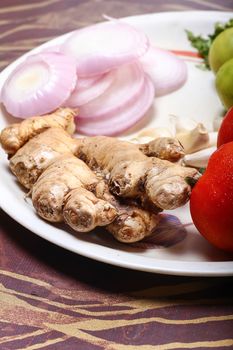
[1,0,233,349]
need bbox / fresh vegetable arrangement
[0,20,187,136]
[1,15,233,255]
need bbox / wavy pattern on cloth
[0,267,233,349]
[0,209,233,350]
[0,0,233,349]
[0,0,233,70]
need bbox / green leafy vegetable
[186,18,233,69]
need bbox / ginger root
[139,137,184,162]
[1,116,160,242]
[32,154,159,242]
[0,108,76,156]
[32,154,117,231]
[1,109,200,243]
[76,136,200,210]
[9,127,78,189]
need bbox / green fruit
[209,27,233,73]
[216,58,233,109]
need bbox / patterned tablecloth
[0,1,233,349]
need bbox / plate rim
[1,10,233,276]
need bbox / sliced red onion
[60,21,149,77]
[1,52,77,118]
[76,75,154,136]
[140,47,187,96]
[78,62,145,119]
[65,70,115,107]
[78,75,103,89]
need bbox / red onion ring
[78,62,145,119]
[60,20,149,77]
[140,46,187,96]
[1,52,77,118]
[76,75,154,136]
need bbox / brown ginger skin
[106,201,160,243]
[0,109,200,243]
[0,108,76,156]
[76,136,200,210]
[1,114,161,242]
[94,177,161,242]
[9,128,78,189]
[32,154,117,228]
[63,188,117,232]
[139,137,184,162]
[32,153,160,242]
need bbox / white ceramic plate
[1,11,233,276]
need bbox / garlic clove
[183,146,216,168]
[208,132,217,147]
[176,123,209,154]
[169,114,198,133]
[131,127,174,144]
[138,127,174,138]
[130,136,154,144]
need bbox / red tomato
[217,107,233,147]
[190,142,233,252]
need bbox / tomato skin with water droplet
[190,142,233,252]
[217,107,233,147]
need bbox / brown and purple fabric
[0,1,233,349]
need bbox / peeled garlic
[137,127,174,138]
[131,127,173,144]
[131,117,218,154]
[176,123,209,154]
[208,132,217,147]
[169,114,198,133]
[183,146,216,168]
[130,136,154,144]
